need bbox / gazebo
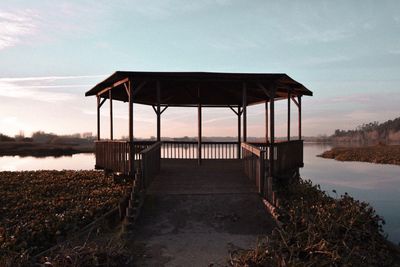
[85,71,312,203]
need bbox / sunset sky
[1,1,399,139]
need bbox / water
[0,144,399,243]
[0,153,95,171]
[302,143,400,244]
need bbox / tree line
[332,117,400,143]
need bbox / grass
[0,170,129,265]
[230,178,400,267]
[318,144,400,166]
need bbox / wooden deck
[129,159,275,266]
[147,159,257,194]
[95,140,303,209]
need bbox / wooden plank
[132,81,147,97]
[160,105,168,114]
[99,98,107,108]
[228,105,239,115]
[291,96,299,107]
[265,101,268,144]
[257,82,272,98]
[269,87,275,177]
[128,80,134,175]
[287,90,290,141]
[123,83,130,98]
[113,77,130,88]
[298,96,302,140]
[109,90,113,140]
[198,103,202,164]
[97,96,100,140]
[237,106,241,159]
[157,81,161,141]
[243,83,247,142]
[241,142,263,157]
[97,77,130,97]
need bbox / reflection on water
[0,145,399,243]
[302,143,400,244]
[0,154,95,171]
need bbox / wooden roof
[85,71,312,107]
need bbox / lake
[0,143,399,243]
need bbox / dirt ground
[129,193,274,266]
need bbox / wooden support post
[287,90,291,141]
[97,96,100,140]
[128,81,134,175]
[237,106,241,159]
[298,96,302,140]
[198,103,202,165]
[269,88,275,179]
[243,83,247,142]
[265,101,268,144]
[156,81,161,142]
[109,90,113,140]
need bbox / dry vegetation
[231,179,400,267]
[319,144,400,166]
[0,170,129,265]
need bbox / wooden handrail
[163,141,237,145]
[241,142,267,198]
[140,141,162,154]
[241,142,265,157]
[140,141,162,189]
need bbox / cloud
[0,116,28,133]
[0,9,38,50]
[389,49,400,55]
[0,81,77,102]
[207,36,260,50]
[0,74,105,82]
[301,55,351,67]
[285,25,352,44]
[0,74,104,102]
[128,0,233,19]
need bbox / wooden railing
[95,141,131,174]
[95,140,241,174]
[94,140,154,174]
[95,139,303,178]
[273,140,303,175]
[242,140,304,205]
[161,141,238,159]
[140,142,162,189]
[248,142,269,152]
[241,143,272,201]
[133,141,155,160]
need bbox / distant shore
[318,144,400,166]
[0,141,94,157]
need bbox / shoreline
[0,142,94,158]
[318,144,400,166]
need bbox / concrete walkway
[129,160,275,266]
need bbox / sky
[0,0,399,139]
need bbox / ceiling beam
[160,105,169,114]
[97,77,130,97]
[98,98,107,108]
[132,81,147,97]
[291,96,300,108]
